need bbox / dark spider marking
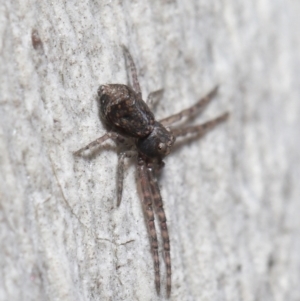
[74,46,229,298]
[31,29,44,52]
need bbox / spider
[74,46,229,297]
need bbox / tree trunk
[1,1,300,300]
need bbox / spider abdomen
[98,84,155,138]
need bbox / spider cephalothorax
[75,46,229,297]
[137,121,175,159]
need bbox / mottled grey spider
[74,46,229,297]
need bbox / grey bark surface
[1,1,300,301]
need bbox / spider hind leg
[147,89,164,109]
[122,46,142,97]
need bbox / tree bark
[1,1,300,300]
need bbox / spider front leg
[117,150,136,207]
[137,156,160,294]
[74,132,125,156]
[147,163,172,298]
[160,86,219,126]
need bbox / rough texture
[1,1,300,301]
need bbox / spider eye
[158,143,166,152]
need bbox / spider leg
[117,150,136,207]
[74,132,125,156]
[122,45,142,98]
[137,156,160,294]
[147,163,171,297]
[172,112,229,138]
[147,89,164,109]
[160,86,219,126]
